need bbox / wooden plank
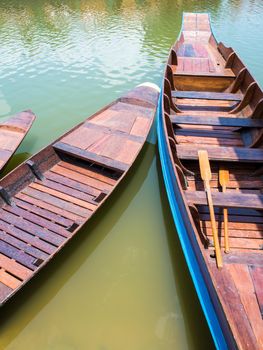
[0,209,65,247]
[223,252,263,266]
[59,161,116,186]
[113,139,142,164]
[229,265,263,346]
[203,220,263,231]
[199,203,263,217]
[0,253,32,280]
[61,126,106,150]
[109,101,153,119]
[201,213,263,224]
[118,85,159,108]
[0,149,12,163]
[173,75,236,93]
[172,90,243,102]
[206,227,263,240]
[176,134,243,147]
[130,117,151,138]
[0,269,21,289]
[173,67,235,78]
[209,263,259,350]
[14,197,74,228]
[88,108,137,133]
[171,115,263,128]
[0,281,12,302]
[176,98,234,109]
[187,178,263,190]
[35,178,96,205]
[249,266,263,317]
[15,192,85,224]
[177,144,263,162]
[198,206,263,218]
[4,204,71,238]
[0,230,48,261]
[0,219,56,255]
[53,142,129,172]
[176,128,241,140]
[206,235,263,250]
[1,110,36,133]
[22,187,91,219]
[185,190,263,210]
[0,240,37,270]
[0,130,22,151]
[45,171,101,197]
[88,135,141,165]
[29,182,97,211]
[83,121,144,143]
[51,165,111,192]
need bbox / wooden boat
[157,13,263,350]
[0,110,35,173]
[0,83,159,306]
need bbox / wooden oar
[198,150,223,269]
[219,167,230,253]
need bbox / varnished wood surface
[0,83,159,306]
[161,12,263,350]
[0,110,35,173]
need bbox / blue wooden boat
[157,13,263,350]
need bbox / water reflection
[0,0,262,349]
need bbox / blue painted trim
[156,91,228,350]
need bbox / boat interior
[162,13,263,349]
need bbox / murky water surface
[0,1,262,349]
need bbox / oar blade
[219,167,230,187]
[198,150,212,182]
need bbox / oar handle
[222,185,230,253]
[205,182,223,268]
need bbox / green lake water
[0,1,263,349]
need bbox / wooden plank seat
[172,65,235,78]
[53,142,129,173]
[171,115,263,128]
[174,128,243,147]
[185,190,263,210]
[172,91,242,101]
[176,144,263,162]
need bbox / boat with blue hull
[157,13,263,350]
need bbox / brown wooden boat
[157,12,263,350]
[0,83,159,306]
[0,110,35,173]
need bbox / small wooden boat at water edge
[0,83,159,306]
[157,13,263,350]
[0,110,35,174]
